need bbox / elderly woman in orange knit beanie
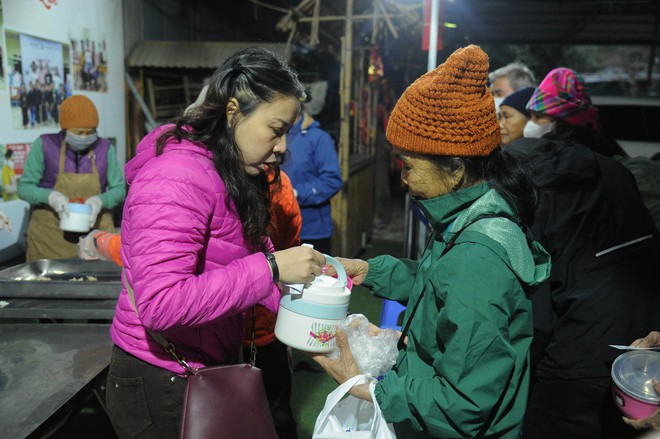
[314,45,551,437]
[17,94,126,260]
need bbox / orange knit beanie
[386,45,501,156]
[59,95,99,130]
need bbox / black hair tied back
[155,47,307,250]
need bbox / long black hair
[155,47,307,250]
[429,147,538,227]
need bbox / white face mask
[65,131,98,151]
[523,120,555,138]
[493,97,504,114]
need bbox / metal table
[0,323,113,438]
[0,259,122,320]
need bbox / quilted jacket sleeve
[363,254,420,303]
[124,152,279,332]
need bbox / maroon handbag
[149,317,279,439]
[178,362,278,439]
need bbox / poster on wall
[0,1,6,91]
[5,30,71,130]
[0,143,32,176]
[69,28,108,92]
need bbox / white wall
[1,0,126,165]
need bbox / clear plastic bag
[328,314,399,380]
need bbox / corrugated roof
[128,41,289,69]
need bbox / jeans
[105,345,186,439]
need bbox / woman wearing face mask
[17,95,126,261]
[522,68,627,157]
[499,87,534,144]
[507,68,660,439]
[523,68,660,233]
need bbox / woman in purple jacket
[106,47,326,439]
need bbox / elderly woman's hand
[630,331,660,349]
[313,329,372,401]
[324,257,369,285]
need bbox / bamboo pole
[355,49,364,154]
[375,0,398,39]
[335,0,354,256]
[311,0,321,46]
[371,0,378,43]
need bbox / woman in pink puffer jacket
[106,47,327,439]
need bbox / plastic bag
[328,314,399,379]
[313,374,396,438]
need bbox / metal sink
[0,258,122,299]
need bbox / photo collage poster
[0,0,126,179]
[2,2,111,133]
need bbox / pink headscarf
[527,68,600,130]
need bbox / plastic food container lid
[611,350,660,403]
[68,202,92,214]
[302,275,351,305]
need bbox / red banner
[6,143,32,176]
[422,0,444,51]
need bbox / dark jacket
[507,138,660,379]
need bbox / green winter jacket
[368,183,551,438]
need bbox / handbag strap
[396,213,524,350]
[122,269,257,375]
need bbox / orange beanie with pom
[385,45,501,157]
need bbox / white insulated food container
[275,255,351,353]
[59,202,91,233]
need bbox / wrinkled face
[228,95,300,176]
[499,105,529,144]
[489,76,514,98]
[395,148,459,200]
